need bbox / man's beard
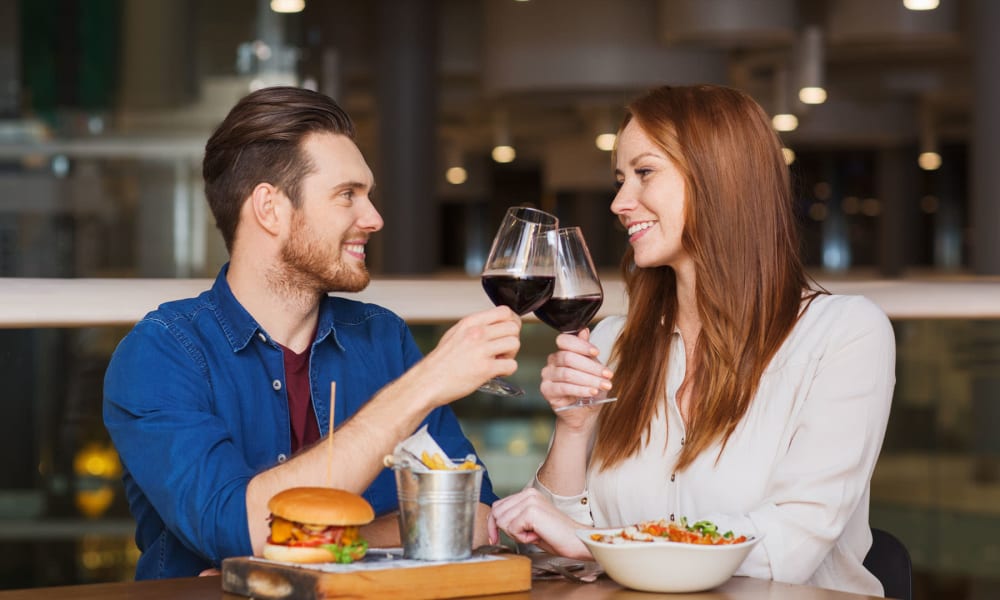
[278,218,371,295]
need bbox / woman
[488,85,895,597]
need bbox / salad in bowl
[578,517,761,593]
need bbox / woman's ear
[248,183,285,236]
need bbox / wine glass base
[478,377,525,397]
[554,397,618,412]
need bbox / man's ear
[248,183,286,236]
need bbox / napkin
[390,425,475,472]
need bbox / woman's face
[611,119,690,270]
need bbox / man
[103,86,521,579]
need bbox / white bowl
[577,528,763,593]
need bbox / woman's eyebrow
[628,152,661,165]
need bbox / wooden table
[0,575,884,599]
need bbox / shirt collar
[315,297,344,351]
[210,263,345,353]
[210,263,262,352]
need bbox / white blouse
[533,294,895,596]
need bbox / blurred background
[0,0,998,598]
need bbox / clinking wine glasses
[533,227,616,412]
[479,206,558,397]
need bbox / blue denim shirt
[104,265,496,579]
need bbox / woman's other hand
[487,488,592,560]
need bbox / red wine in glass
[533,227,616,411]
[482,274,555,316]
[534,294,603,333]
[479,206,558,397]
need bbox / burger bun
[262,542,338,564]
[267,487,374,526]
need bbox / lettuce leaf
[321,539,369,564]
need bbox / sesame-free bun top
[267,487,375,526]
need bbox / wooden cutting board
[221,551,531,599]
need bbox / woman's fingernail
[600,381,613,390]
[602,369,613,378]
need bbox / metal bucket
[394,465,483,561]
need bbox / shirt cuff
[530,468,594,526]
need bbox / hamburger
[263,487,375,564]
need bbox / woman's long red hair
[592,85,821,472]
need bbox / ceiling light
[918,102,941,171]
[591,106,618,151]
[796,26,827,105]
[492,145,516,163]
[444,142,468,184]
[799,87,827,105]
[771,66,798,132]
[595,133,616,151]
[903,0,939,10]
[918,151,942,171]
[772,114,799,132]
[445,166,468,185]
[270,0,304,13]
[492,109,516,163]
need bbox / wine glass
[533,227,615,412]
[479,206,558,396]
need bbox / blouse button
[580,497,588,505]
[272,379,282,391]
[257,332,267,343]
[670,513,675,521]
[670,473,676,482]
[277,454,287,463]
[680,437,685,446]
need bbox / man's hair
[202,86,356,252]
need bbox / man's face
[279,132,383,293]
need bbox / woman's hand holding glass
[540,329,614,419]
[534,227,614,412]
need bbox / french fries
[419,451,479,471]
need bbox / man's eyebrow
[332,181,370,192]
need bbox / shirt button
[277,454,287,463]
[670,473,676,482]
[670,513,675,521]
[272,379,282,391]
[680,437,685,446]
[258,333,267,343]
[580,497,588,505]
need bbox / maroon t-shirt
[279,342,320,454]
